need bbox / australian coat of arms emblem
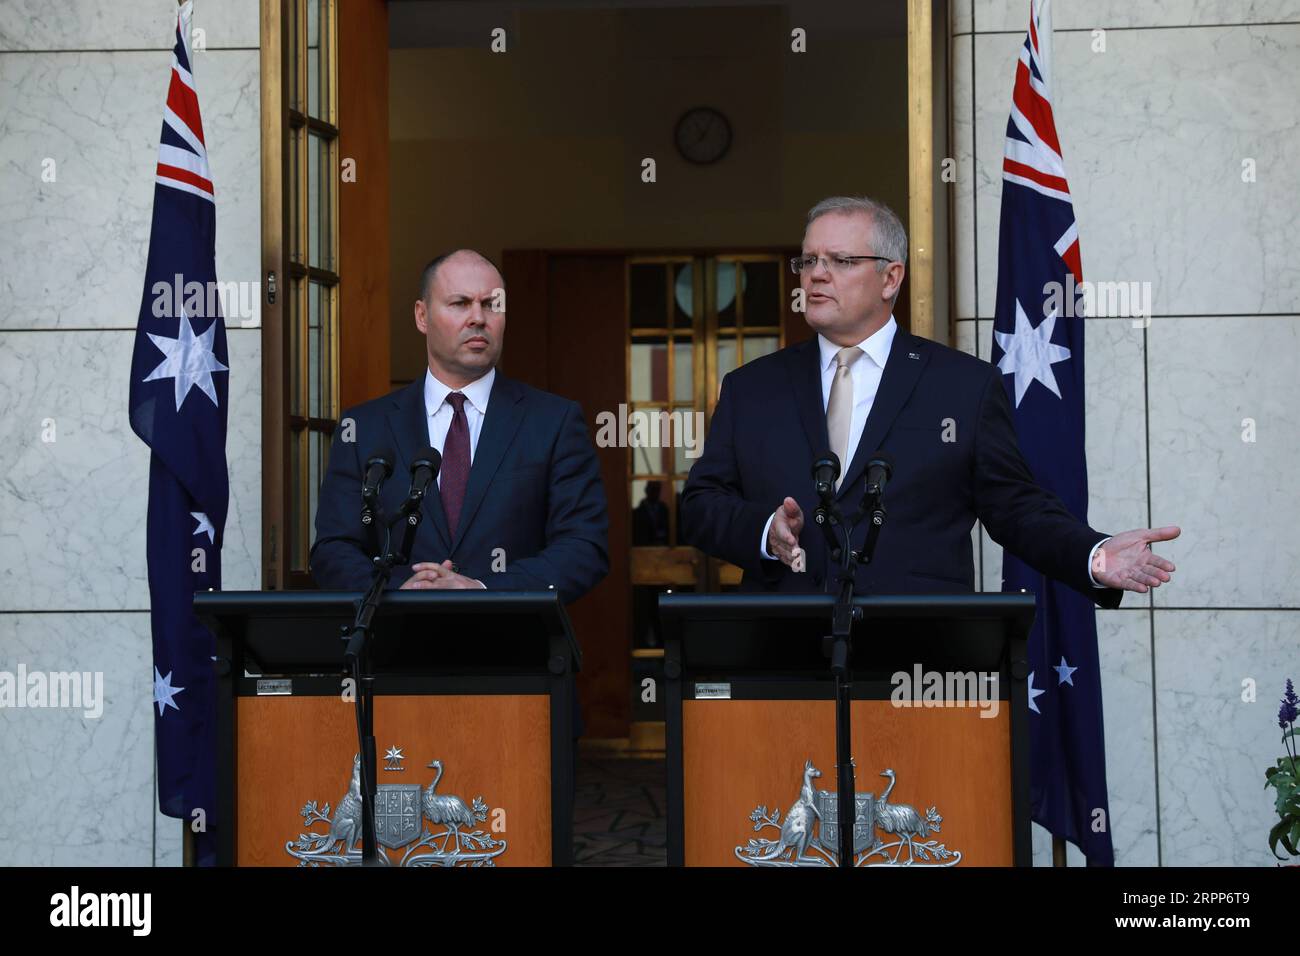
[735,760,962,867]
[286,752,507,867]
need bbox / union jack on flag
[128,0,229,866]
[989,0,1114,865]
[156,9,214,203]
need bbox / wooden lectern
[660,593,1035,867]
[195,590,578,867]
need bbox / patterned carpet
[573,757,667,866]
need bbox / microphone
[812,452,841,502]
[391,447,441,565]
[862,452,894,525]
[405,447,442,510]
[864,453,893,498]
[360,450,394,527]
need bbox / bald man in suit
[311,249,609,602]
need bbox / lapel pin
[907,351,920,360]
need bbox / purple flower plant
[1280,678,1299,730]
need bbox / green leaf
[1274,788,1295,814]
[1268,818,1297,859]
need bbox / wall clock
[674,106,732,165]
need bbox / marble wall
[0,1,260,865]
[952,0,1300,865]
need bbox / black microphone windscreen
[412,447,442,472]
[366,449,395,477]
[812,452,841,479]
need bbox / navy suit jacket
[310,372,609,603]
[680,330,1122,608]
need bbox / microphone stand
[812,478,889,869]
[341,489,425,867]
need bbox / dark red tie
[441,392,470,538]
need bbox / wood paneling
[906,0,933,340]
[683,699,1013,866]
[545,255,631,740]
[338,0,390,409]
[260,0,288,589]
[500,249,549,391]
[780,245,815,347]
[630,546,701,586]
[235,694,551,866]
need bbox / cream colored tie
[827,346,862,489]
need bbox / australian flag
[989,0,1113,866]
[127,0,228,866]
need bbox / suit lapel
[782,337,828,460]
[450,372,527,551]
[386,378,451,551]
[837,330,930,500]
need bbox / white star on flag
[191,512,215,543]
[142,310,228,412]
[1027,670,1046,714]
[995,299,1072,407]
[153,666,185,715]
[1054,656,1078,686]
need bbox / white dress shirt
[419,367,495,588]
[423,366,495,486]
[760,318,897,559]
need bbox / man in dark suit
[310,249,608,601]
[680,196,1178,601]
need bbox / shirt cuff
[1087,537,1111,587]
[760,511,777,561]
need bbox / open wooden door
[260,0,390,590]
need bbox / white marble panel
[0,611,154,865]
[154,789,184,866]
[1095,608,1160,864]
[951,32,977,320]
[970,29,1024,321]
[0,327,262,612]
[0,0,261,51]
[952,0,973,35]
[1147,316,1300,608]
[972,0,1300,33]
[973,25,1300,319]
[1155,609,1300,866]
[953,317,977,356]
[0,49,261,330]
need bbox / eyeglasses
[790,254,894,275]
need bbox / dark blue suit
[680,330,1122,608]
[310,372,609,602]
